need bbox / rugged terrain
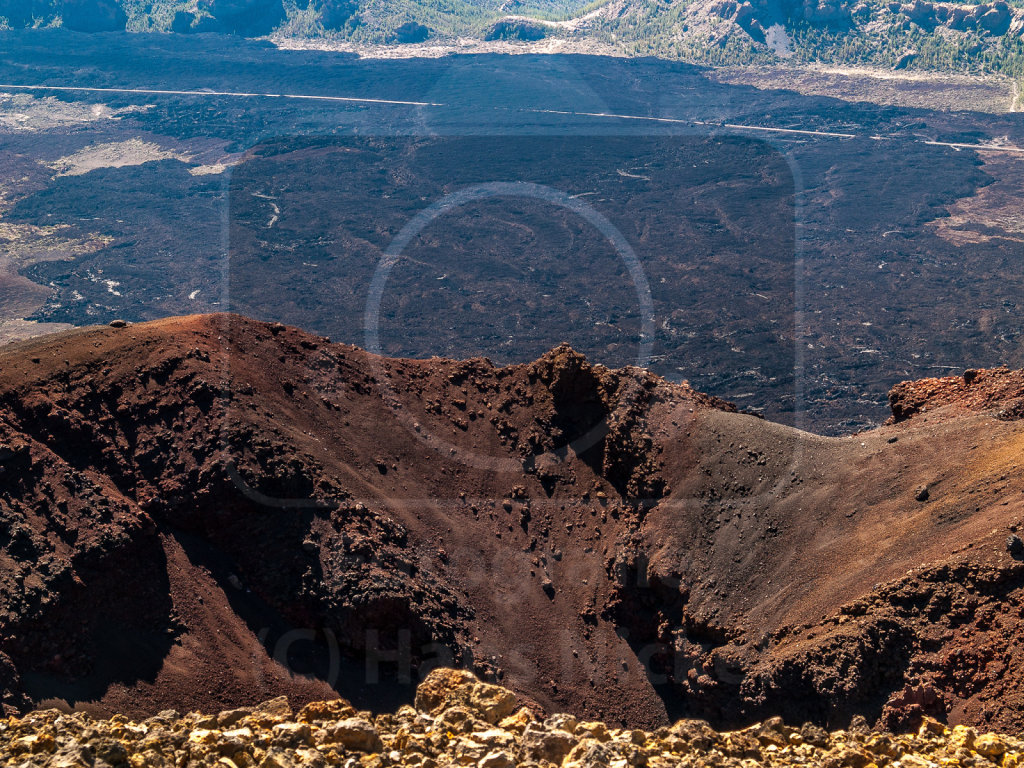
[5,0,1024,78]
[5,36,1024,434]
[3,667,1023,768]
[2,314,1024,734]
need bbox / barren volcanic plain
[2,32,1024,434]
[2,314,1024,736]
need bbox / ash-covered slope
[1,314,1023,733]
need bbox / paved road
[0,82,443,107]
[3,82,1024,153]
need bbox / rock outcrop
[888,367,1024,424]
[895,0,1024,35]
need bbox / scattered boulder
[297,699,356,722]
[1007,535,1024,558]
[545,713,578,733]
[217,707,253,727]
[479,750,516,768]
[800,722,830,747]
[323,717,382,752]
[498,708,535,734]
[564,738,617,767]
[670,718,720,750]
[541,577,555,598]
[976,733,1008,757]
[465,682,519,724]
[255,695,293,719]
[521,722,576,763]
[414,667,479,714]
[891,0,1021,36]
[414,668,518,724]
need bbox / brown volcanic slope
[1,315,1024,733]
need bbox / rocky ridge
[888,367,1024,424]
[706,0,1024,42]
[3,668,1023,768]
[3,315,1024,732]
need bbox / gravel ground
[2,668,1022,768]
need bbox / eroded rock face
[2,669,1024,767]
[706,0,1024,52]
[4,315,1024,732]
[712,0,854,29]
[888,367,1024,423]
[894,0,1024,34]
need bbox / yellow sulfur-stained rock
[976,733,1008,757]
[521,722,575,763]
[478,749,516,768]
[323,717,384,752]
[453,728,516,763]
[415,669,480,714]
[918,717,948,737]
[865,732,896,757]
[464,683,518,725]
[897,755,937,768]
[272,722,313,747]
[949,724,976,750]
[261,750,300,768]
[188,728,219,745]
[3,669,1024,768]
[498,708,534,735]
[297,699,357,724]
[256,697,294,719]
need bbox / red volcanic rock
[888,367,1024,423]
[2,315,1024,734]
